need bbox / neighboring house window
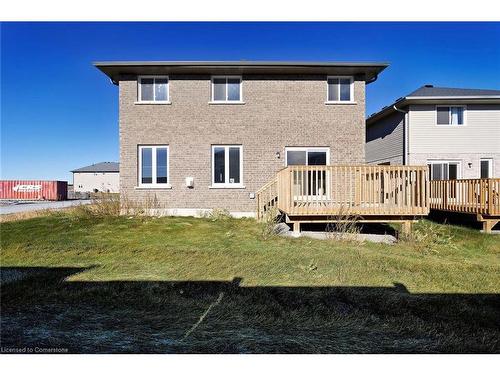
[211,76,242,102]
[436,106,465,125]
[138,145,169,186]
[427,161,460,180]
[138,76,169,102]
[480,158,493,178]
[327,76,353,102]
[211,145,243,187]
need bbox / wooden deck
[256,165,429,233]
[430,178,500,232]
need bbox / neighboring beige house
[366,85,500,180]
[95,60,388,217]
[71,162,120,193]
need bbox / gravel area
[0,200,92,215]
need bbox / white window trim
[210,76,244,104]
[480,158,493,179]
[427,160,462,180]
[137,75,171,104]
[210,145,244,188]
[284,147,331,166]
[325,76,355,104]
[137,145,171,188]
[435,105,467,126]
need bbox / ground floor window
[138,145,169,186]
[285,147,330,166]
[211,145,243,187]
[480,158,493,178]
[427,161,460,180]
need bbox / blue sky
[1,22,499,181]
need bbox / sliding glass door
[285,147,329,199]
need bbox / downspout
[393,104,409,165]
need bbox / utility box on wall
[185,177,194,188]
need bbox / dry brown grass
[400,219,457,253]
[120,193,164,216]
[72,193,120,218]
[325,205,361,241]
[259,206,284,240]
[1,213,499,353]
[0,209,57,223]
[205,208,232,221]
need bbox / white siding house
[366,86,500,179]
[71,162,119,193]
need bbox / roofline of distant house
[94,60,389,85]
[71,163,120,173]
[71,169,120,173]
[367,95,500,125]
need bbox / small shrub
[325,206,361,242]
[72,193,120,219]
[91,193,120,217]
[121,193,162,217]
[259,207,284,240]
[401,220,456,253]
[207,208,232,221]
[71,203,94,219]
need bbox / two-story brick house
[366,85,500,180]
[95,61,388,217]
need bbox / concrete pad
[280,230,396,244]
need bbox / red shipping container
[0,180,67,201]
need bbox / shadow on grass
[301,222,398,236]
[428,210,500,231]
[1,266,499,354]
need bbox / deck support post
[293,221,301,234]
[482,220,499,233]
[401,221,412,236]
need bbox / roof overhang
[367,96,500,125]
[94,61,389,85]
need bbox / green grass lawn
[1,212,499,353]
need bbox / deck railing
[429,178,500,216]
[260,165,429,217]
[255,177,278,219]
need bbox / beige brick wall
[119,74,366,213]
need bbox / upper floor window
[211,76,242,102]
[138,145,169,187]
[327,76,353,103]
[138,76,169,103]
[436,106,465,125]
